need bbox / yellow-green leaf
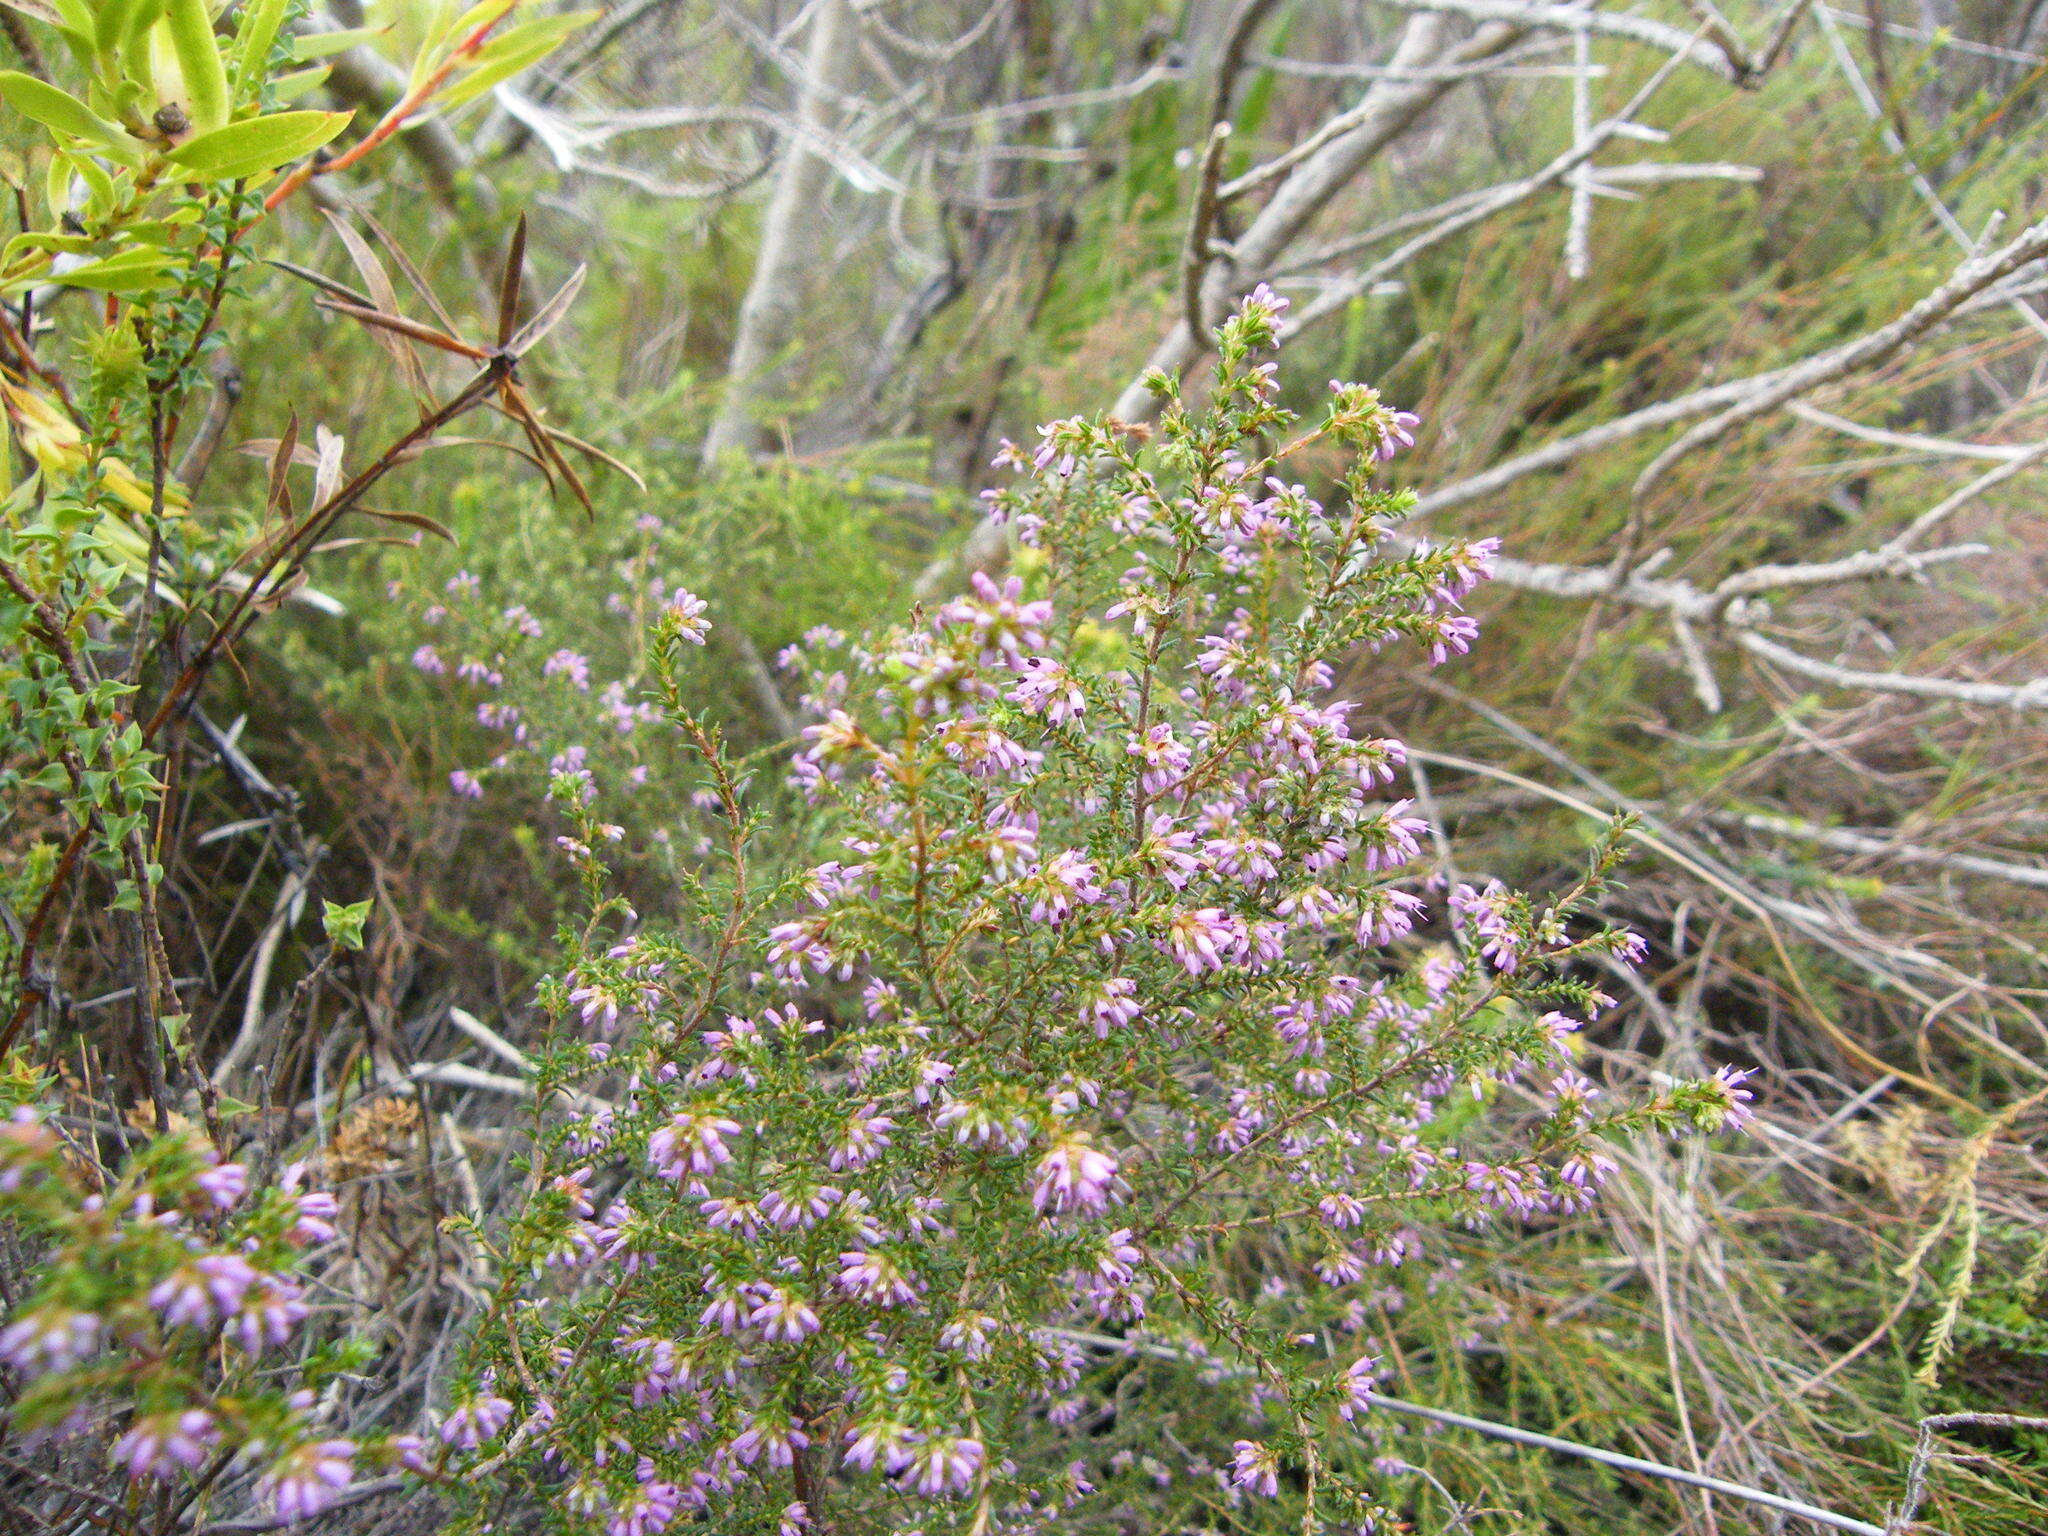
[436,12,593,112]
[0,71,143,163]
[50,247,170,294]
[288,27,385,62]
[165,109,351,183]
[229,0,290,97]
[163,0,230,132]
[266,66,332,105]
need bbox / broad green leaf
[41,147,68,225]
[166,109,351,182]
[2,2,88,58]
[0,72,143,163]
[4,231,96,261]
[50,248,170,294]
[434,13,593,112]
[266,66,332,105]
[321,898,373,951]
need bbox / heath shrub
[446,289,1753,1536]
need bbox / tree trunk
[701,0,858,467]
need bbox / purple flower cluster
[0,1118,391,1524]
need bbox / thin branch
[1111,16,1523,422]
[1681,0,1755,79]
[1042,1328,1885,1535]
[1627,211,2048,508]
[1823,4,2048,68]
[1285,38,1698,335]
[1182,123,1232,338]
[1884,437,2048,552]
[1565,5,1594,281]
[1755,0,1818,77]
[1372,0,1739,80]
[195,1476,407,1534]
[1787,401,2043,462]
[1734,631,2048,713]
[1369,1395,1886,1536]
[1813,3,2048,343]
[1712,811,2048,893]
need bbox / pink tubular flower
[1356,801,1427,872]
[1318,1191,1366,1229]
[907,1435,985,1497]
[150,1253,258,1330]
[765,918,833,982]
[666,588,710,643]
[1127,723,1191,795]
[439,1390,514,1450]
[544,648,593,690]
[1230,1439,1281,1498]
[1164,907,1241,975]
[834,1250,920,1307]
[748,1287,822,1344]
[0,1306,99,1375]
[449,769,484,800]
[116,1408,220,1479]
[1008,657,1085,723]
[282,1166,339,1244]
[829,1105,895,1171]
[843,1420,913,1474]
[1436,537,1500,604]
[731,1412,810,1468]
[259,1439,355,1522]
[1082,977,1141,1037]
[1426,613,1479,667]
[1337,1354,1381,1420]
[761,1183,840,1229]
[647,1111,743,1181]
[227,1274,310,1353]
[1705,1065,1758,1133]
[1027,850,1102,923]
[1354,888,1426,947]
[1031,1136,1123,1216]
[194,1161,247,1210]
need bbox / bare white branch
[1629,212,2048,503]
[1371,0,1739,79]
[1787,401,2042,463]
[1733,632,2048,713]
[1716,812,2048,892]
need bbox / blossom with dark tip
[1229,1439,1280,1497]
